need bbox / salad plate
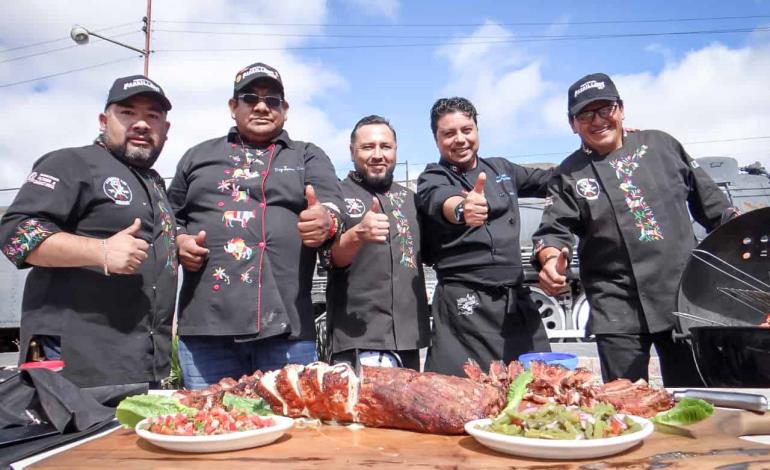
[465,415,654,460]
[135,415,294,453]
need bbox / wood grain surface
[31,410,770,469]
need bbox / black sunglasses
[237,93,283,109]
[574,103,618,123]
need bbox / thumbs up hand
[105,218,150,274]
[538,247,571,296]
[178,230,209,272]
[356,197,390,244]
[463,172,488,227]
[298,184,332,247]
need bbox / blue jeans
[178,335,317,390]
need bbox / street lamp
[70,2,153,76]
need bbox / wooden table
[29,410,770,469]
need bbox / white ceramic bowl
[465,415,653,460]
[135,415,294,453]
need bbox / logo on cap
[574,80,605,98]
[123,78,161,93]
[242,65,280,81]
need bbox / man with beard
[0,75,177,388]
[321,115,430,370]
[533,73,734,386]
[168,62,344,388]
[416,97,552,377]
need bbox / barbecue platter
[171,360,674,435]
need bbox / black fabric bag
[0,368,147,468]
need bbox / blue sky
[1,0,769,193]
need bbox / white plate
[465,415,654,460]
[135,415,294,453]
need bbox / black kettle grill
[676,207,770,387]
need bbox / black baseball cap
[567,73,620,116]
[233,62,284,96]
[105,75,172,111]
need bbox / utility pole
[142,0,153,76]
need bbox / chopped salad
[479,402,642,440]
[144,408,276,436]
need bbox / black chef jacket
[417,157,551,285]
[532,130,731,334]
[323,172,430,354]
[168,128,344,341]
[0,143,178,387]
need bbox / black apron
[424,282,550,377]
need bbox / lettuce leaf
[495,370,533,419]
[115,394,194,428]
[223,393,274,416]
[651,397,714,427]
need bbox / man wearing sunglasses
[167,62,344,389]
[532,73,734,386]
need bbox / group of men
[0,63,735,390]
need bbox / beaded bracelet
[102,239,110,276]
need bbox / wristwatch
[454,201,466,224]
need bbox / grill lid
[676,207,770,335]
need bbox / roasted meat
[355,366,505,434]
[176,359,675,434]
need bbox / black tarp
[0,368,147,469]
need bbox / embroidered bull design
[222,210,257,228]
[224,237,253,260]
[232,168,259,180]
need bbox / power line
[154,26,770,53]
[0,22,138,53]
[153,14,770,28]
[0,56,138,88]
[150,26,768,40]
[0,31,141,64]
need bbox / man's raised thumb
[194,230,207,246]
[556,247,570,275]
[305,184,318,206]
[120,218,142,236]
[370,197,381,213]
[472,172,486,194]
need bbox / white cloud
[340,0,400,20]
[436,22,558,148]
[0,0,355,191]
[436,22,770,171]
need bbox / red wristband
[327,211,338,240]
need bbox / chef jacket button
[149,330,154,336]
[508,217,515,224]
[142,202,148,206]
[149,243,154,247]
[152,285,157,290]
[280,322,287,328]
[258,241,266,248]
[260,202,266,208]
